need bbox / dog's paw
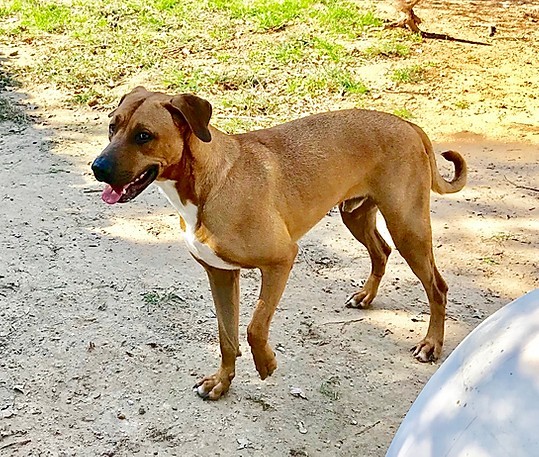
[193,371,233,400]
[251,345,277,380]
[345,290,374,309]
[412,338,442,363]
[345,277,381,308]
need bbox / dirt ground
[1,2,538,456]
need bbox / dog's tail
[409,122,467,194]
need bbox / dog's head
[91,86,212,204]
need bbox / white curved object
[387,289,539,457]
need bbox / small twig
[324,318,365,333]
[324,318,365,326]
[356,420,381,436]
[0,439,32,450]
[504,175,539,193]
[420,31,490,46]
[383,89,429,95]
[83,189,102,193]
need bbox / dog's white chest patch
[154,180,239,270]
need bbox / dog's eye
[135,131,152,144]
[108,124,116,136]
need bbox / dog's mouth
[101,165,159,204]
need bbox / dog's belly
[154,180,239,270]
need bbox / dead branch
[419,30,490,46]
[504,175,539,193]
[0,439,32,451]
[386,1,490,46]
[356,420,381,436]
[323,318,365,326]
[323,318,365,333]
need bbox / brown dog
[92,86,466,400]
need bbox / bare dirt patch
[1,2,538,456]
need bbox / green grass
[208,0,382,34]
[315,3,383,37]
[486,233,516,243]
[393,107,413,119]
[142,288,184,308]
[366,39,412,58]
[286,67,368,98]
[390,64,425,84]
[0,0,424,131]
[163,68,220,93]
[21,3,72,32]
[480,256,499,266]
[312,37,347,62]
[273,38,309,64]
[209,0,317,31]
[0,0,22,18]
[455,100,470,109]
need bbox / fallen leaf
[290,387,307,400]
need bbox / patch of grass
[215,70,268,91]
[314,2,382,37]
[455,100,470,109]
[20,3,72,32]
[207,0,383,35]
[1,0,424,128]
[480,256,499,266]
[69,88,100,106]
[487,233,516,243]
[390,64,425,84]
[209,0,317,31]
[142,288,184,308]
[319,375,340,401]
[271,35,348,65]
[273,38,308,64]
[162,68,219,93]
[365,39,412,58]
[246,395,273,411]
[215,52,233,64]
[221,91,280,116]
[287,67,368,97]
[393,107,413,119]
[0,0,23,18]
[0,96,28,124]
[312,37,347,62]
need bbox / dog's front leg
[194,264,240,400]
[247,247,297,379]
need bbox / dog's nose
[91,156,113,182]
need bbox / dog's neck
[160,126,239,206]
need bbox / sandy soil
[1,2,538,456]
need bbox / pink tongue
[101,184,124,204]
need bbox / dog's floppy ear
[108,86,148,118]
[163,94,212,143]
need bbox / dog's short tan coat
[92,87,467,400]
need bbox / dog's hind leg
[379,197,448,362]
[247,245,298,380]
[340,198,392,308]
[194,264,240,400]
